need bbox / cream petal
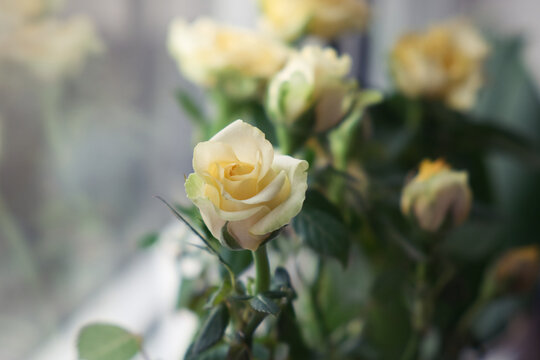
[250,155,308,235]
[210,120,274,180]
[193,141,238,175]
[227,207,271,251]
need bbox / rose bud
[401,159,472,232]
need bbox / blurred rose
[494,245,540,293]
[168,18,290,99]
[401,159,472,232]
[391,20,489,110]
[266,45,354,132]
[185,120,308,251]
[0,0,63,26]
[1,16,102,80]
[258,0,369,42]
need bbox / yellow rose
[494,245,540,293]
[0,16,102,80]
[0,0,62,25]
[266,46,354,132]
[185,120,309,251]
[401,159,472,232]
[391,20,489,110]
[168,18,290,99]
[258,0,369,42]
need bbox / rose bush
[185,120,308,251]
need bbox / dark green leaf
[206,280,232,308]
[249,294,280,316]
[77,323,142,360]
[137,232,159,249]
[277,303,313,359]
[292,191,350,265]
[186,303,230,359]
[220,247,252,276]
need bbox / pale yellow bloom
[267,46,354,132]
[1,16,102,80]
[401,159,472,232]
[185,120,308,250]
[391,20,489,110]
[168,18,290,99]
[0,0,63,25]
[259,0,369,42]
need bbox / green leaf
[77,323,142,360]
[277,303,313,359]
[137,232,159,249]
[176,90,208,127]
[206,280,232,308]
[249,294,280,316]
[471,296,521,341]
[186,303,230,359]
[292,190,350,265]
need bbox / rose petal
[210,120,274,181]
[250,155,308,235]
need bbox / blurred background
[0,0,539,359]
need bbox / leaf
[471,296,521,341]
[186,303,230,359]
[249,294,280,316]
[206,280,232,308]
[77,323,142,360]
[292,190,350,265]
[176,90,208,127]
[277,303,313,359]
[137,232,159,249]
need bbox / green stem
[310,259,331,351]
[0,190,39,288]
[253,245,270,294]
[276,124,292,155]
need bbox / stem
[0,190,39,288]
[276,124,292,155]
[403,261,427,360]
[253,245,270,294]
[310,259,331,351]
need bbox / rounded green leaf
[77,323,142,360]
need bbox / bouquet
[76,2,540,359]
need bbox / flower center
[226,162,254,177]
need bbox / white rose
[168,18,290,99]
[266,46,354,132]
[1,16,102,80]
[391,19,489,110]
[185,120,309,251]
[401,159,472,232]
[258,0,369,42]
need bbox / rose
[493,245,540,293]
[401,159,472,232]
[266,46,354,133]
[1,16,102,80]
[258,0,369,42]
[185,120,309,251]
[168,18,290,99]
[391,19,489,110]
